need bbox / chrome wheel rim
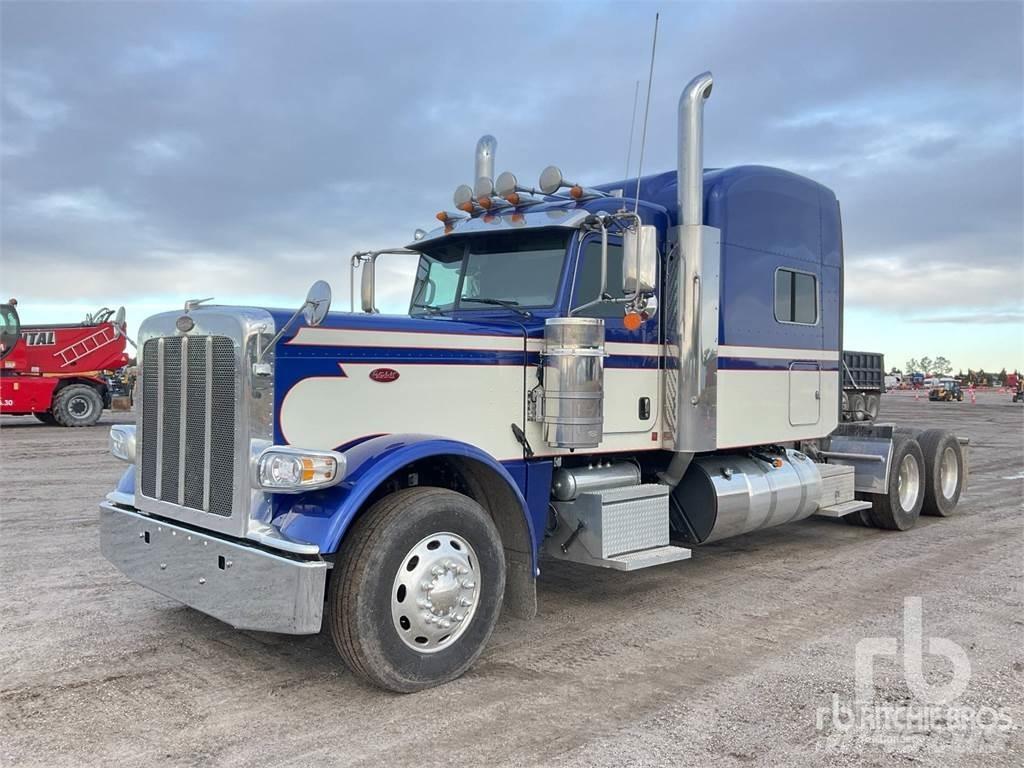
[68,395,94,419]
[939,446,959,499]
[898,453,921,510]
[391,532,481,654]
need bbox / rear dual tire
[917,429,964,516]
[848,430,964,529]
[867,437,925,530]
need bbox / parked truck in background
[98,72,969,692]
[0,300,131,426]
[841,350,884,421]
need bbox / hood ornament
[183,297,214,312]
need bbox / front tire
[52,384,103,427]
[329,487,505,693]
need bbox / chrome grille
[140,335,236,516]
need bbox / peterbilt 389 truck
[100,72,968,692]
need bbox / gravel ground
[2,391,1022,767]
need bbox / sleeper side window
[774,269,817,325]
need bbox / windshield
[410,230,570,315]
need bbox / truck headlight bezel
[109,424,137,463]
[254,445,346,494]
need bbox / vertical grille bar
[159,337,183,504]
[183,337,209,510]
[140,340,159,498]
[202,336,213,511]
[155,338,165,497]
[177,335,189,504]
[208,337,236,516]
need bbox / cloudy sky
[2,0,1022,372]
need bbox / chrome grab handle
[692,273,702,404]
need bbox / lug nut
[460,580,476,590]
[459,597,472,607]
[456,565,468,575]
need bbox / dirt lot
[2,391,1022,767]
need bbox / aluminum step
[600,545,692,571]
[814,499,873,518]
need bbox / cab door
[569,234,660,439]
[789,361,821,426]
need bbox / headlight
[109,424,136,463]
[255,446,345,493]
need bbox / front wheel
[328,487,506,693]
[52,384,103,427]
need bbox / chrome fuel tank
[670,449,822,544]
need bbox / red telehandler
[0,299,131,427]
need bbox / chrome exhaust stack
[474,135,497,189]
[663,71,721,461]
[677,72,713,227]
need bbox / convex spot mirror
[622,225,658,296]
[303,280,332,326]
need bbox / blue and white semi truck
[100,72,968,692]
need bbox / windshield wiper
[411,302,446,315]
[461,298,532,318]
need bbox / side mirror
[303,280,332,326]
[360,257,377,314]
[622,225,658,296]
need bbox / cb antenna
[634,11,660,215]
[623,79,640,185]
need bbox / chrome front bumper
[100,501,327,634]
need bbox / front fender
[270,434,538,565]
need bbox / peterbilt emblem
[369,368,400,383]
[175,315,195,332]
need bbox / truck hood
[266,309,546,341]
